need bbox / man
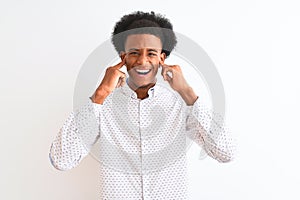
[49,11,235,199]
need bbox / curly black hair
[112,11,177,57]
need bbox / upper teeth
[136,69,150,73]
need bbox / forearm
[91,87,111,104]
[178,86,198,106]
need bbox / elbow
[207,147,236,163]
[49,152,77,171]
[216,148,236,163]
[216,154,235,163]
[49,153,68,171]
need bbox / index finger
[159,61,170,68]
[113,55,127,69]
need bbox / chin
[129,79,156,89]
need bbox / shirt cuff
[88,96,104,114]
[186,96,203,115]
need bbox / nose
[136,52,149,66]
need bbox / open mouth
[135,69,151,75]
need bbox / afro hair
[112,11,177,57]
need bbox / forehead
[124,34,162,51]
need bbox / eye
[129,51,139,56]
[148,52,157,57]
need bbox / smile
[135,69,151,75]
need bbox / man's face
[122,34,166,89]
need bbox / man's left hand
[160,62,198,105]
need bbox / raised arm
[49,57,127,170]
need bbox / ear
[160,52,166,64]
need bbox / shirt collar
[121,78,158,99]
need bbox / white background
[1,0,299,199]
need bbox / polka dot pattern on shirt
[49,83,236,199]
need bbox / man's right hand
[91,57,126,104]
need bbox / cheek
[126,55,138,62]
[125,59,134,70]
[148,57,159,64]
[151,59,160,68]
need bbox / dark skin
[91,34,198,105]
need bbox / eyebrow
[127,48,160,53]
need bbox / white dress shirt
[49,82,235,200]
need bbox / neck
[127,80,156,100]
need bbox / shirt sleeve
[185,98,236,163]
[49,98,102,171]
